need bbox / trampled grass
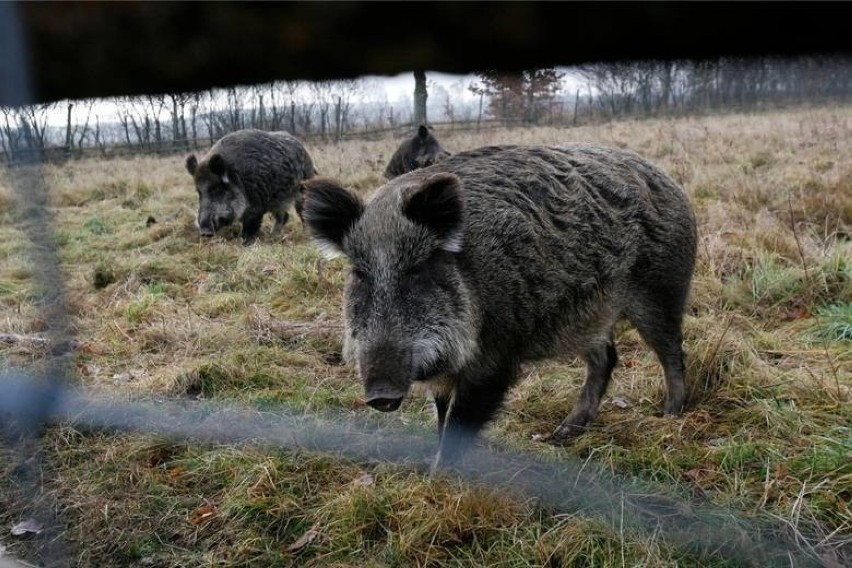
[1,105,850,567]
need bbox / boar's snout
[197,211,216,237]
[198,212,235,238]
[360,343,413,413]
[415,155,434,168]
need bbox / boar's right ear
[417,124,429,139]
[403,173,464,252]
[301,177,365,258]
[208,154,231,184]
[185,154,198,175]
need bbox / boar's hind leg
[434,363,518,469]
[625,290,688,416]
[549,334,618,444]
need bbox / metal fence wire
[0,5,844,568]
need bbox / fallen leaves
[166,466,185,479]
[780,305,811,322]
[285,524,319,554]
[112,369,149,384]
[352,471,375,487]
[611,396,631,409]
[189,504,217,525]
[10,519,43,536]
[683,465,716,484]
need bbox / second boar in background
[185,129,317,245]
[384,125,451,179]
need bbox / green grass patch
[811,302,852,342]
[83,215,112,235]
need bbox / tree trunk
[573,89,580,125]
[413,70,428,125]
[171,96,179,143]
[334,96,342,142]
[64,103,73,155]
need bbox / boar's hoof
[546,418,592,445]
[366,396,403,412]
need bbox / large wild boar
[185,129,316,244]
[384,125,451,179]
[302,145,697,468]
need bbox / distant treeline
[1,55,849,164]
[576,55,850,118]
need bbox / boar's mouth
[365,396,404,412]
[366,389,405,412]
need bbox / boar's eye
[404,263,425,279]
[351,266,370,281]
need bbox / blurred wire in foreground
[1,3,71,567]
[1,372,834,567]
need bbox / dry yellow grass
[0,104,850,567]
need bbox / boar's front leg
[434,394,450,444]
[240,213,264,245]
[433,360,519,470]
[272,208,289,234]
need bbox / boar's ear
[208,154,230,184]
[417,124,429,139]
[403,173,464,252]
[185,154,198,176]
[302,177,365,258]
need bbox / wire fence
[0,118,537,166]
[0,370,833,567]
[0,5,847,568]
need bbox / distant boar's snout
[197,212,215,237]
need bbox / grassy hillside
[1,106,850,567]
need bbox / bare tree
[73,100,96,150]
[166,92,193,149]
[18,102,56,152]
[224,87,243,132]
[0,106,22,158]
[311,81,334,140]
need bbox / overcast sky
[41,69,584,127]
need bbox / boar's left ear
[302,177,365,258]
[208,154,230,184]
[417,124,429,139]
[185,154,198,176]
[403,173,464,252]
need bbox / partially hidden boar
[185,129,317,244]
[303,145,697,469]
[384,124,451,179]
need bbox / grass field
[1,106,850,567]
